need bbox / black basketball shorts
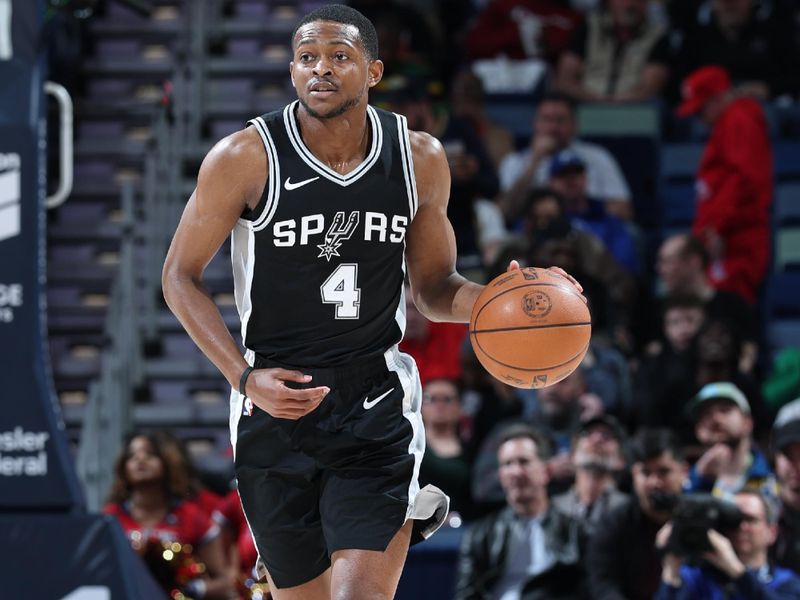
[229,346,449,589]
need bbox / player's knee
[332,586,393,600]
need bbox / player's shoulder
[198,126,266,195]
[407,129,446,164]
[204,126,264,170]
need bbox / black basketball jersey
[231,101,418,367]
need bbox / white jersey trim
[384,347,449,538]
[231,225,256,355]
[247,117,282,231]
[396,114,419,219]
[283,100,383,186]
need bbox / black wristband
[239,366,255,398]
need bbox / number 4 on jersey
[320,263,360,319]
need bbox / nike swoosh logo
[284,176,319,191]
[363,387,395,410]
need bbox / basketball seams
[470,322,592,334]
[471,281,589,331]
[473,340,590,373]
[469,269,592,387]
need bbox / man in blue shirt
[546,149,639,274]
[655,490,800,599]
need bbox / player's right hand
[245,368,329,419]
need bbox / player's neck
[295,103,371,175]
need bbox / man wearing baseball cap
[547,149,639,274]
[677,65,772,305]
[686,382,777,502]
[553,415,629,533]
[771,398,800,570]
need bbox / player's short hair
[292,4,379,61]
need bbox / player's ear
[367,59,384,89]
[289,61,295,87]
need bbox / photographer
[587,428,688,600]
[771,399,800,570]
[655,490,800,599]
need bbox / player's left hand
[546,266,583,294]
[505,262,587,303]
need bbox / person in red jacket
[676,65,773,304]
[464,0,582,65]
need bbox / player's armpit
[404,130,482,323]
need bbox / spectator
[506,199,636,351]
[579,338,633,423]
[547,149,640,273]
[533,367,605,453]
[450,69,515,172]
[771,399,800,571]
[499,92,632,221]
[633,294,706,438]
[686,382,777,501]
[655,233,758,374]
[350,0,444,80]
[654,490,800,599]
[455,424,589,600]
[399,283,468,386]
[552,415,629,533]
[104,432,233,599]
[673,0,800,100]
[587,429,689,600]
[389,76,502,272]
[692,320,771,441]
[464,0,583,65]
[555,0,671,102]
[458,337,525,458]
[677,65,772,305]
[419,377,474,520]
[214,488,261,596]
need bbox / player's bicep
[405,134,457,291]
[165,131,264,279]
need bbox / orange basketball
[469,267,591,389]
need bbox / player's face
[290,21,383,120]
[125,436,164,485]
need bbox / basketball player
[162,5,582,599]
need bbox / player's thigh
[329,520,413,600]
[266,567,331,600]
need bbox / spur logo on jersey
[317,211,359,261]
[272,211,408,257]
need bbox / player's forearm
[162,271,248,387]
[415,273,483,324]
